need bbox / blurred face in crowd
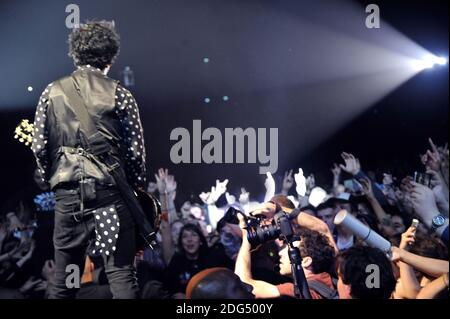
[317,207,336,232]
[220,223,242,260]
[335,202,351,215]
[380,214,406,238]
[278,241,312,276]
[391,215,406,235]
[357,203,370,216]
[181,201,192,219]
[181,229,201,259]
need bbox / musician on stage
[31,21,146,299]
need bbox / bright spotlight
[434,56,448,66]
[410,59,433,71]
[412,54,448,71]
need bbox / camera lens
[247,224,280,246]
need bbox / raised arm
[234,215,280,299]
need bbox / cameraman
[234,200,337,299]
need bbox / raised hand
[225,192,236,205]
[239,188,250,205]
[264,172,275,193]
[427,169,449,215]
[294,168,307,197]
[339,152,361,176]
[263,172,275,202]
[154,168,168,194]
[306,174,316,193]
[399,226,417,250]
[410,182,440,228]
[165,175,177,194]
[331,163,341,178]
[213,179,229,201]
[422,138,442,172]
[282,170,294,194]
[360,177,374,199]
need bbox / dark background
[0,0,448,208]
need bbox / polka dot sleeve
[115,84,147,189]
[31,83,53,183]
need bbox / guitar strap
[59,76,157,248]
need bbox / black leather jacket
[32,65,147,190]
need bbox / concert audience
[0,138,448,299]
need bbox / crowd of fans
[0,138,448,299]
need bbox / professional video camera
[232,208,297,246]
[226,206,311,299]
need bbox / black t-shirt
[166,246,234,294]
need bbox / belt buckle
[76,147,84,156]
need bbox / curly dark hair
[68,20,120,70]
[338,245,396,299]
[298,229,335,274]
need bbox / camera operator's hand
[249,202,276,219]
[237,213,247,231]
[339,152,361,176]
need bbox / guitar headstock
[14,119,34,147]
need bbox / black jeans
[50,186,139,299]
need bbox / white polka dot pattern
[115,84,147,189]
[31,69,147,190]
[92,205,119,257]
[31,83,53,183]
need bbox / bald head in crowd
[186,268,254,299]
